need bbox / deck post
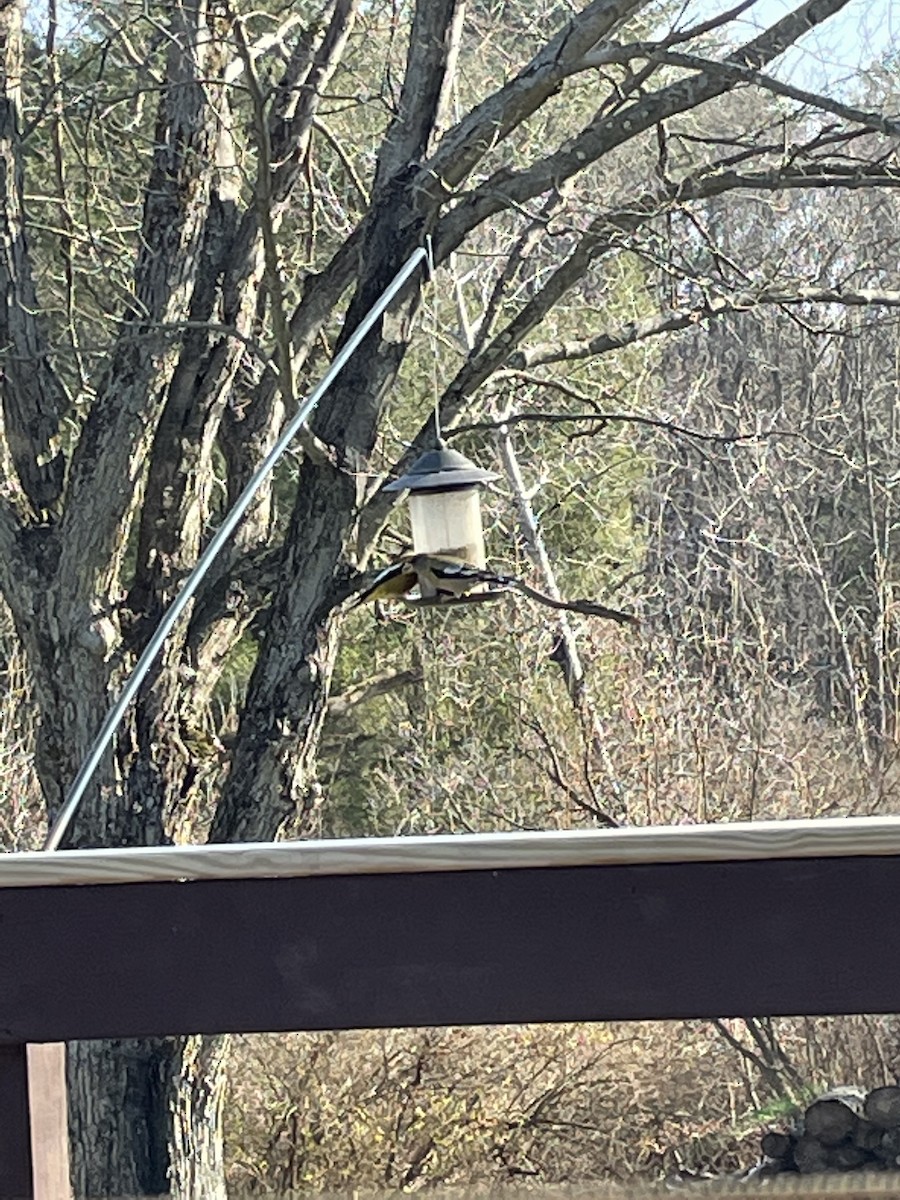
[0,1042,70,1200]
[0,1043,33,1199]
[26,1044,70,1199]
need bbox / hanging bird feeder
[385,441,498,568]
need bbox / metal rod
[45,247,429,852]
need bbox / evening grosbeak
[349,554,638,625]
[348,558,419,607]
[350,553,503,608]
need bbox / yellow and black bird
[411,553,490,601]
[348,558,420,608]
[349,554,638,624]
[350,552,505,608]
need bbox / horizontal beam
[3,854,900,1043]
[4,816,900,888]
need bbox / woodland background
[3,0,900,1193]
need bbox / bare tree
[2,0,900,1190]
[643,174,900,798]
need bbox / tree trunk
[66,1036,231,1198]
[67,1039,176,1197]
[170,1035,231,1200]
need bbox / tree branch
[503,577,638,624]
[426,0,645,192]
[325,668,424,718]
[512,286,900,369]
[172,0,358,588]
[375,0,464,189]
[438,166,900,419]
[267,0,359,216]
[592,42,900,138]
[0,0,67,515]
[0,490,20,584]
[60,0,225,600]
[312,116,370,206]
[434,0,854,255]
[449,409,791,443]
[662,0,758,46]
[361,160,898,547]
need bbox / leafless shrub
[225,1014,900,1193]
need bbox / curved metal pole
[45,247,428,852]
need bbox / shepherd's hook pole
[44,247,429,852]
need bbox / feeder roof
[385,444,499,492]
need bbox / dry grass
[88,1180,900,1200]
[224,1017,900,1195]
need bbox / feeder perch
[385,441,498,568]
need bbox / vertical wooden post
[0,1043,33,1200]
[26,1044,70,1200]
[0,1043,70,1200]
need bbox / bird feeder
[385,442,498,567]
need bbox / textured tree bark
[0,0,66,516]
[67,1040,175,1198]
[41,1,233,1190]
[169,1035,231,1200]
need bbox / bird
[347,558,420,608]
[349,551,508,608]
[348,553,638,624]
[410,553,494,601]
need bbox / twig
[449,409,792,445]
[408,576,637,624]
[508,577,638,625]
[326,668,423,717]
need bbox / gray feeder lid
[385,443,499,492]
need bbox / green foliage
[742,1091,812,1130]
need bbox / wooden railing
[4,817,900,1198]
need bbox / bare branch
[61,0,226,598]
[595,42,900,138]
[662,0,758,46]
[326,668,424,718]
[449,409,789,444]
[427,0,646,192]
[375,0,464,188]
[513,287,900,369]
[402,568,639,624]
[363,158,898,549]
[267,0,359,215]
[677,163,900,197]
[441,166,900,415]
[159,0,358,588]
[231,10,297,416]
[312,116,369,206]
[0,490,20,575]
[0,0,67,515]
[435,0,855,254]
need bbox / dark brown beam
[0,1044,33,1199]
[2,856,900,1045]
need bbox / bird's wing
[349,561,418,607]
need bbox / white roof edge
[0,815,899,888]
